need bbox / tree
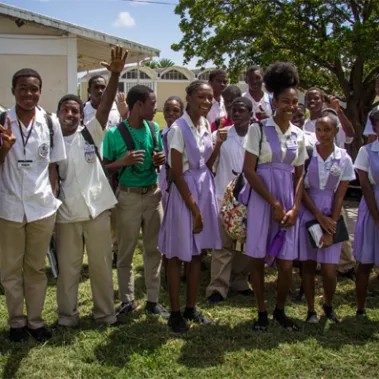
[143,58,175,68]
[172,0,379,144]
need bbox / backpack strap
[146,120,158,151]
[304,146,314,173]
[116,120,135,179]
[44,113,54,149]
[80,126,110,179]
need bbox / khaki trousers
[0,214,56,329]
[206,217,251,299]
[111,208,118,252]
[116,188,163,303]
[338,206,356,273]
[55,211,116,326]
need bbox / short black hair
[57,94,84,114]
[245,65,264,79]
[209,69,227,82]
[12,68,42,89]
[305,87,325,101]
[127,85,154,110]
[231,97,253,112]
[223,85,242,98]
[264,62,299,99]
[320,108,338,128]
[88,75,106,92]
[186,80,210,96]
[297,103,306,112]
[164,96,184,111]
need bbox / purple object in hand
[265,229,287,267]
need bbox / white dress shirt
[213,126,246,207]
[304,144,355,191]
[57,117,117,223]
[244,117,306,167]
[354,140,379,184]
[83,101,121,129]
[168,112,210,173]
[363,106,379,136]
[0,106,66,223]
[243,91,273,119]
[206,97,226,126]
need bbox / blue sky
[2,0,206,68]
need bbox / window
[121,69,151,80]
[123,81,155,94]
[118,82,124,93]
[161,69,187,80]
[198,71,210,81]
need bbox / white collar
[313,143,342,160]
[183,111,209,136]
[244,91,270,104]
[212,96,224,107]
[9,105,48,126]
[265,117,298,138]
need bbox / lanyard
[17,117,35,156]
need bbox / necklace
[127,123,147,147]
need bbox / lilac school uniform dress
[158,117,222,262]
[354,143,379,264]
[158,127,169,210]
[298,148,350,264]
[240,122,304,260]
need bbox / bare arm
[206,128,227,170]
[330,181,349,222]
[103,151,144,175]
[96,46,128,129]
[0,117,16,165]
[337,109,355,138]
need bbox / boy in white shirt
[0,68,66,343]
[55,46,128,328]
[207,69,228,126]
[206,97,253,304]
[243,65,273,121]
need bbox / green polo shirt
[103,120,163,187]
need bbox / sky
[1,0,207,69]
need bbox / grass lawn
[154,112,166,130]
[1,246,379,378]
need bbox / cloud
[113,12,136,28]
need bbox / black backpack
[114,120,158,183]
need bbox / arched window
[161,69,187,80]
[121,69,151,80]
[198,71,210,81]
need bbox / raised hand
[116,92,129,119]
[0,116,16,151]
[327,95,340,113]
[100,45,129,74]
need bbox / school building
[0,3,160,112]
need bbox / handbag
[305,215,349,249]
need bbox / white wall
[0,33,77,112]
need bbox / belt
[119,183,158,195]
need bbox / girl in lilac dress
[299,110,355,324]
[354,110,379,318]
[159,81,222,333]
[242,62,306,331]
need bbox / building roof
[0,3,160,72]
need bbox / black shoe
[323,304,340,323]
[306,311,319,324]
[207,292,224,305]
[117,300,137,316]
[183,309,214,325]
[27,326,52,343]
[251,311,269,331]
[145,302,170,319]
[339,268,356,282]
[168,313,189,333]
[9,327,29,343]
[273,308,299,331]
[356,309,368,319]
[237,289,254,297]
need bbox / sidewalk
[344,199,359,241]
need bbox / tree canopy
[143,58,175,69]
[172,0,379,136]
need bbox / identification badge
[85,152,96,164]
[38,143,49,158]
[329,162,342,176]
[286,139,297,150]
[84,143,95,153]
[18,160,33,169]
